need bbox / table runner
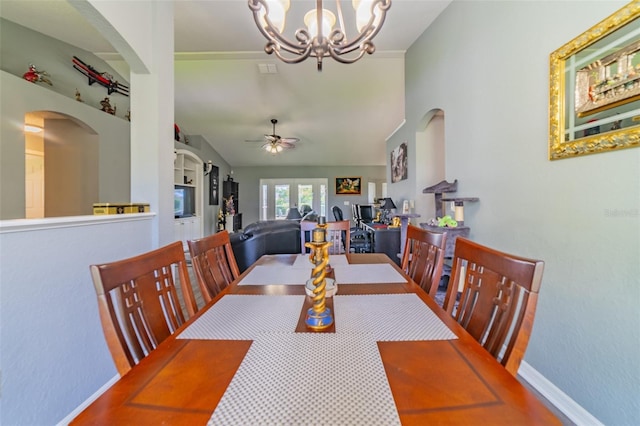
[333,263,407,284]
[208,333,401,426]
[177,295,304,340]
[238,265,311,285]
[334,294,457,341]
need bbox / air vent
[258,63,278,74]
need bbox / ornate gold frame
[549,1,640,160]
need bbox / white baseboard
[56,374,120,426]
[518,361,603,426]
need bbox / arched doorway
[24,111,98,218]
[415,109,445,221]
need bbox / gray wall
[232,166,386,226]
[393,1,639,424]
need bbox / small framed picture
[335,177,362,195]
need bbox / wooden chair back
[443,237,544,376]
[188,230,240,304]
[400,225,447,298]
[300,220,351,254]
[89,241,197,376]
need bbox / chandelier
[248,0,391,71]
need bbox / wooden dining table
[72,253,560,425]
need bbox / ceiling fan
[247,119,300,154]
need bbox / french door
[259,178,327,220]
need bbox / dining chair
[442,237,545,376]
[188,230,240,304]
[300,220,351,254]
[400,225,447,299]
[89,241,198,376]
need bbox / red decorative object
[23,64,52,86]
[72,56,129,96]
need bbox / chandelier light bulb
[303,8,336,38]
[259,0,290,32]
[352,0,377,32]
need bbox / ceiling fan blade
[280,137,300,144]
[279,141,296,149]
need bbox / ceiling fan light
[276,145,283,152]
[304,8,336,38]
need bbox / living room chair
[188,230,240,304]
[400,225,447,299]
[443,237,545,376]
[89,241,198,376]
[332,205,371,253]
[301,220,351,254]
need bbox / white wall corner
[518,361,604,426]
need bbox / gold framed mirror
[549,1,640,160]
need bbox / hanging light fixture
[249,0,391,71]
[264,142,284,154]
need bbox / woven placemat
[333,263,407,284]
[177,295,304,339]
[208,333,401,426]
[334,294,457,341]
[238,265,311,285]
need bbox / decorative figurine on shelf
[23,64,52,86]
[217,208,225,231]
[72,56,129,96]
[389,216,401,228]
[99,97,116,115]
[225,195,235,216]
[75,89,84,102]
[304,217,334,330]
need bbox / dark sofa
[229,219,402,272]
[229,220,301,272]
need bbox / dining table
[71,253,560,425]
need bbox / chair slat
[443,237,544,376]
[400,225,447,299]
[301,220,351,254]
[90,241,196,376]
[188,231,240,304]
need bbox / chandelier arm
[327,46,368,64]
[268,43,315,64]
[249,0,313,56]
[327,0,390,54]
[336,0,346,36]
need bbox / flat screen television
[174,185,196,218]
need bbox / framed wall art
[209,165,219,205]
[391,142,407,182]
[335,177,361,195]
[549,2,640,160]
